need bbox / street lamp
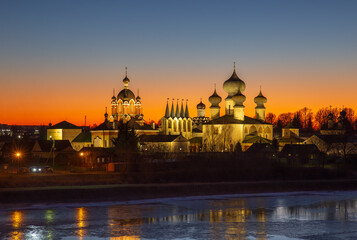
[80,152,84,166]
[15,152,21,173]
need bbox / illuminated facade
[202,64,273,152]
[109,67,143,124]
[90,69,158,148]
[47,121,82,142]
[160,99,193,140]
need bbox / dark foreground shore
[1,179,357,204]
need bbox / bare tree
[265,112,276,125]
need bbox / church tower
[254,88,267,121]
[223,63,246,115]
[232,89,246,121]
[209,85,222,120]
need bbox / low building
[31,140,75,160]
[47,121,82,142]
[245,143,278,160]
[78,147,114,168]
[71,131,92,151]
[304,134,357,159]
[280,144,323,165]
[91,118,158,148]
[139,135,190,152]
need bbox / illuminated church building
[202,65,273,152]
[91,69,158,148]
[160,99,193,140]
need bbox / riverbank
[1,179,357,204]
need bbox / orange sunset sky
[1,1,357,126]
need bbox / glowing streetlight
[80,152,84,157]
[15,152,21,173]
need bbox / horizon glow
[1,0,357,125]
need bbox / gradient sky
[1,0,357,126]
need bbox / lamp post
[16,152,21,174]
[80,152,84,166]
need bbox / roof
[245,143,277,154]
[49,121,81,129]
[192,128,202,133]
[91,121,112,131]
[280,144,320,155]
[205,115,268,125]
[313,134,357,144]
[279,136,304,143]
[189,137,202,144]
[72,131,91,143]
[80,147,114,155]
[92,119,155,131]
[139,135,187,143]
[243,134,272,144]
[34,140,74,152]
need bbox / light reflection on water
[1,192,357,239]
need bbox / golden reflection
[110,236,140,240]
[76,207,88,239]
[10,211,24,240]
[256,208,267,240]
[12,211,23,228]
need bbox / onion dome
[136,89,141,102]
[209,88,222,107]
[232,89,246,106]
[197,98,206,109]
[111,95,116,103]
[123,75,130,85]
[117,89,135,101]
[254,90,267,107]
[223,64,246,97]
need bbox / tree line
[265,107,357,132]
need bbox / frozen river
[1,191,357,239]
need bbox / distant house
[47,121,82,142]
[0,141,35,162]
[242,134,272,151]
[71,131,92,151]
[91,119,158,148]
[304,134,357,159]
[139,135,190,152]
[190,137,203,152]
[245,143,278,160]
[280,144,323,165]
[78,147,114,168]
[31,140,75,160]
[278,123,304,151]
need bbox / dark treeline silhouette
[266,107,357,132]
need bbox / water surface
[1,191,357,239]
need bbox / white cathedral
[202,65,273,152]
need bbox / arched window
[130,102,134,113]
[168,119,172,128]
[244,127,248,134]
[118,102,122,113]
[249,125,257,135]
[258,127,263,134]
[187,120,191,132]
[183,120,187,132]
[264,126,272,134]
